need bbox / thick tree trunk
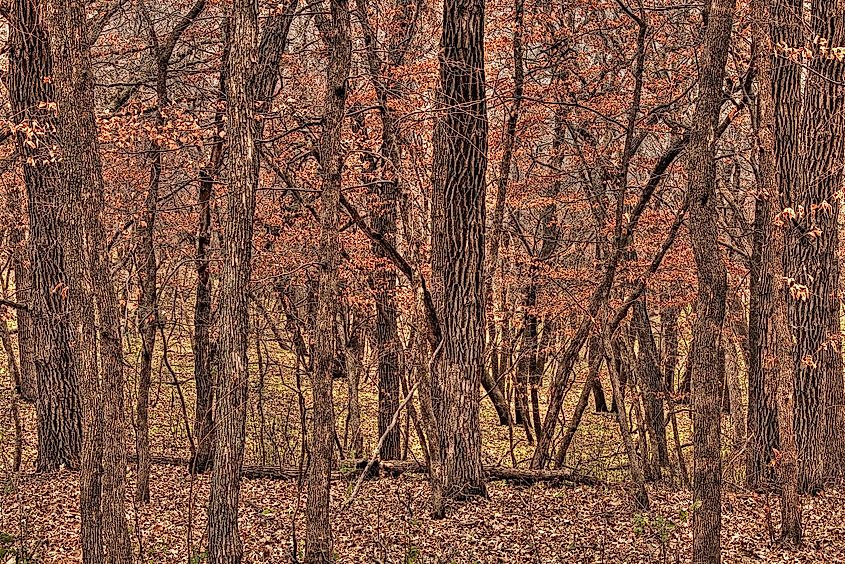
[46,0,133,561]
[686,0,735,559]
[207,0,259,560]
[306,0,351,560]
[7,0,81,473]
[429,0,489,517]
[751,0,801,541]
[787,0,845,492]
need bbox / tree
[207,0,259,560]
[135,0,208,504]
[750,0,801,542]
[191,27,227,475]
[787,0,845,492]
[6,0,81,472]
[353,0,407,459]
[429,0,489,518]
[686,0,736,559]
[306,0,352,558]
[45,0,133,560]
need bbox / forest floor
[2,464,845,563]
[2,344,845,562]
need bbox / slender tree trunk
[723,338,746,452]
[306,0,352,560]
[633,297,669,470]
[134,0,208,499]
[751,0,801,541]
[0,312,24,471]
[517,284,541,437]
[429,0,489,517]
[192,28,229,475]
[747,197,779,489]
[344,325,364,459]
[603,327,649,508]
[7,0,81,473]
[135,77,162,507]
[483,0,525,427]
[660,304,679,393]
[555,334,603,467]
[207,0,259,559]
[686,0,735,558]
[5,185,36,403]
[355,0,434,447]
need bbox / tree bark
[306,0,352,560]
[46,0,133,561]
[633,296,669,471]
[686,0,735,558]
[429,0,489,517]
[207,0,259,560]
[4,185,37,403]
[7,0,82,473]
[787,0,845,492]
[747,197,779,489]
[751,0,801,541]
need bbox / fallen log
[377,461,604,486]
[143,455,603,486]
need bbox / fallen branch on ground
[139,455,604,487]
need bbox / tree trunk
[5,185,37,403]
[46,0,133,560]
[686,0,735,558]
[724,338,746,452]
[192,26,229,475]
[554,334,603,467]
[603,328,649,508]
[207,0,259,560]
[747,197,779,489]
[787,0,845,492]
[660,304,679,393]
[483,0,525,428]
[429,0,489,517]
[7,0,82,473]
[633,297,669,470]
[135,0,208,502]
[374,234,401,460]
[306,0,352,560]
[344,317,364,459]
[135,76,161,508]
[751,0,801,541]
